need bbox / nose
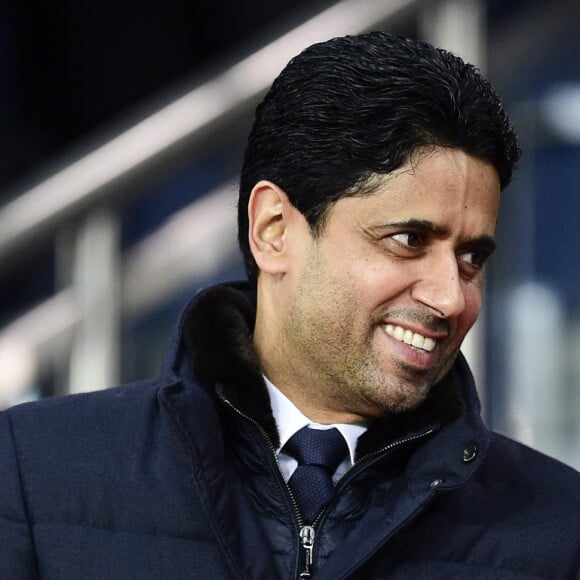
[411,254,466,319]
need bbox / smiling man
[1,32,579,580]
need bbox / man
[1,32,578,580]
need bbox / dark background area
[0,0,336,198]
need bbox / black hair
[238,31,520,285]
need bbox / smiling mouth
[383,324,437,352]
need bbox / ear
[247,180,292,276]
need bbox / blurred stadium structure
[0,0,578,469]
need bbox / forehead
[335,148,501,231]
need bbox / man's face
[278,147,501,421]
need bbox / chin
[366,378,433,418]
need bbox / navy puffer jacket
[1,283,578,579]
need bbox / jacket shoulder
[485,430,579,492]
[5,379,161,436]
[478,432,579,574]
[1,379,167,493]
[395,431,579,580]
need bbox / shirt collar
[264,375,367,465]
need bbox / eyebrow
[376,219,497,252]
[384,219,450,236]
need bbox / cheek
[320,241,416,311]
[354,253,416,294]
[347,269,409,315]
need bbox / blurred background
[0,0,578,469]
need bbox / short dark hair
[238,31,520,285]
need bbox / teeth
[384,324,437,352]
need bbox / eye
[458,249,488,270]
[390,232,424,248]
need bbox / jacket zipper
[220,393,436,579]
[298,524,315,578]
[219,396,312,578]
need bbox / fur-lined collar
[183,283,464,458]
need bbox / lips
[383,324,437,352]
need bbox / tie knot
[284,427,348,474]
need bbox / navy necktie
[284,427,348,523]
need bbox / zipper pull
[298,525,315,578]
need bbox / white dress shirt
[264,376,368,483]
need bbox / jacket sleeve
[0,410,38,579]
